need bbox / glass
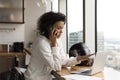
[97,0,120,70]
[67,0,83,50]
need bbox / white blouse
[24,35,81,80]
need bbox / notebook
[71,51,107,75]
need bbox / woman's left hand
[86,59,92,66]
[77,53,94,62]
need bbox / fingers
[49,28,57,47]
[77,54,95,62]
[86,59,91,66]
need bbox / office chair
[69,42,94,66]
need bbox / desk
[0,52,26,56]
[57,66,104,78]
[24,48,31,55]
[21,48,120,80]
[0,52,26,73]
[57,66,120,80]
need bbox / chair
[0,56,14,73]
[69,42,94,66]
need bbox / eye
[57,26,63,30]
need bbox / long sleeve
[24,35,62,80]
[24,35,81,80]
[36,36,62,71]
[57,39,81,67]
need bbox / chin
[57,35,61,38]
[57,36,60,38]
[57,34,61,38]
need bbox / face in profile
[53,21,65,38]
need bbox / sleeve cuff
[74,57,81,64]
[52,47,60,55]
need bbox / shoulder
[36,35,49,43]
[33,35,50,47]
[57,39,62,45]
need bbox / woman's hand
[86,59,93,66]
[77,54,94,62]
[49,28,57,47]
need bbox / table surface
[57,66,120,80]
[57,66,104,78]
[20,48,120,80]
[0,52,26,56]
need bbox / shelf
[0,7,23,10]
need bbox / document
[62,74,103,80]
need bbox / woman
[24,11,91,80]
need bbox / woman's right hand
[49,28,57,47]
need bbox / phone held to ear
[53,29,58,35]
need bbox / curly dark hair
[37,11,66,39]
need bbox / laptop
[71,51,107,76]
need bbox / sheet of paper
[62,74,103,80]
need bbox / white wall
[24,0,53,47]
[24,0,46,47]
[0,0,51,48]
[0,23,25,46]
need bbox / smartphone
[53,29,58,35]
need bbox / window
[67,0,83,51]
[97,0,120,70]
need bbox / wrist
[51,43,56,47]
[77,56,80,62]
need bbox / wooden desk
[57,66,104,78]
[21,48,120,79]
[57,66,120,80]
[0,52,26,73]
[0,52,26,56]
[24,48,31,55]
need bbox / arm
[58,40,94,67]
[76,53,95,62]
[51,70,65,80]
[58,41,81,67]
[37,37,62,71]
